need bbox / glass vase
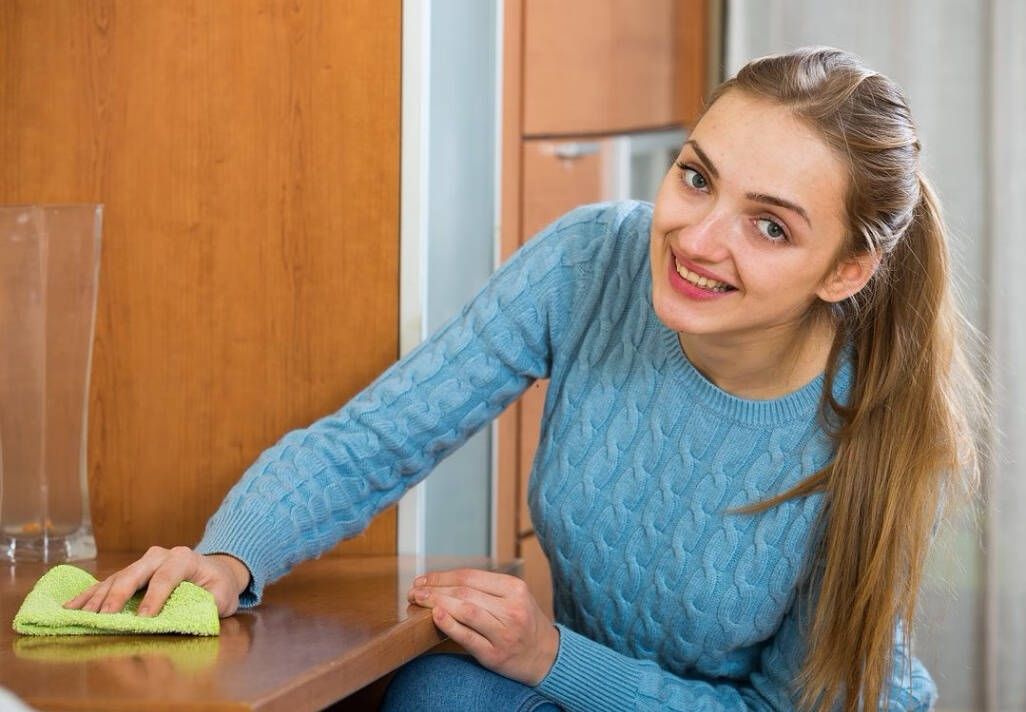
[0,204,102,562]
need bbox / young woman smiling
[66,47,984,711]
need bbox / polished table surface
[1,553,517,711]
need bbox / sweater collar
[660,326,854,427]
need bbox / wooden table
[1,553,518,711]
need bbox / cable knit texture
[195,201,937,711]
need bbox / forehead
[690,91,849,234]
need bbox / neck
[678,316,836,400]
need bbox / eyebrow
[683,139,813,229]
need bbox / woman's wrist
[206,553,252,596]
[530,623,561,686]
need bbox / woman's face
[650,90,851,342]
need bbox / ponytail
[795,172,979,712]
[716,47,986,712]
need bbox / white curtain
[984,1,1026,710]
[725,2,1025,710]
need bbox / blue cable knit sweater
[195,201,937,711]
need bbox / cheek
[650,173,690,227]
[648,230,664,264]
[741,254,827,302]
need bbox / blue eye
[756,218,788,242]
[676,161,708,192]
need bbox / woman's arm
[192,203,624,606]
[64,200,643,620]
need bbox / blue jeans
[380,653,563,711]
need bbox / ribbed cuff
[194,504,288,608]
[534,624,640,712]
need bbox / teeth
[674,258,732,292]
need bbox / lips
[666,257,734,301]
[670,252,737,293]
[674,259,733,292]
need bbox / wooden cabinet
[525,0,709,135]
[523,0,708,135]
[498,0,716,612]
[0,1,401,555]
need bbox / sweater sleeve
[194,204,605,606]
[535,601,938,711]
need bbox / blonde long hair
[717,47,985,711]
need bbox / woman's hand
[62,546,251,619]
[406,568,559,686]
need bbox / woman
[66,47,983,711]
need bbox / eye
[676,161,709,192]
[756,217,789,243]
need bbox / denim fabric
[380,654,563,712]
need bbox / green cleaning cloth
[12,564,219,636]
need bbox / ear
[816,250,881,303]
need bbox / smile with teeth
[674,258,734,292]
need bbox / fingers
[407,568,533,632]
[64,582,102,609]
[412,568,525,598]
[409,586,504,633]
[60,547,240,620]
[136,548,200,617]
[98,549,171,613]
[62,546,186,616]
[428,604,495,661]
[81,577,117,612]
[408,568,557,686]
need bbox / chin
[651,287,714,335]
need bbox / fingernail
[414,588,428,601]
[137,606,150,617]
[414,576,426,586]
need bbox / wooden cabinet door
[523,0,708,135]
[522,138,612,237]
[0,1,401,555]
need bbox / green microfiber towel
[12,564,219,636]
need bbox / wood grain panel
[522,137,609,238]
[675,0,711,124]
[0,1,401,554]
[524,0,695,136]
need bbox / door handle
[548,141,601,160]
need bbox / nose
[674,206,733,263]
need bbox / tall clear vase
[0,205,102,562]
